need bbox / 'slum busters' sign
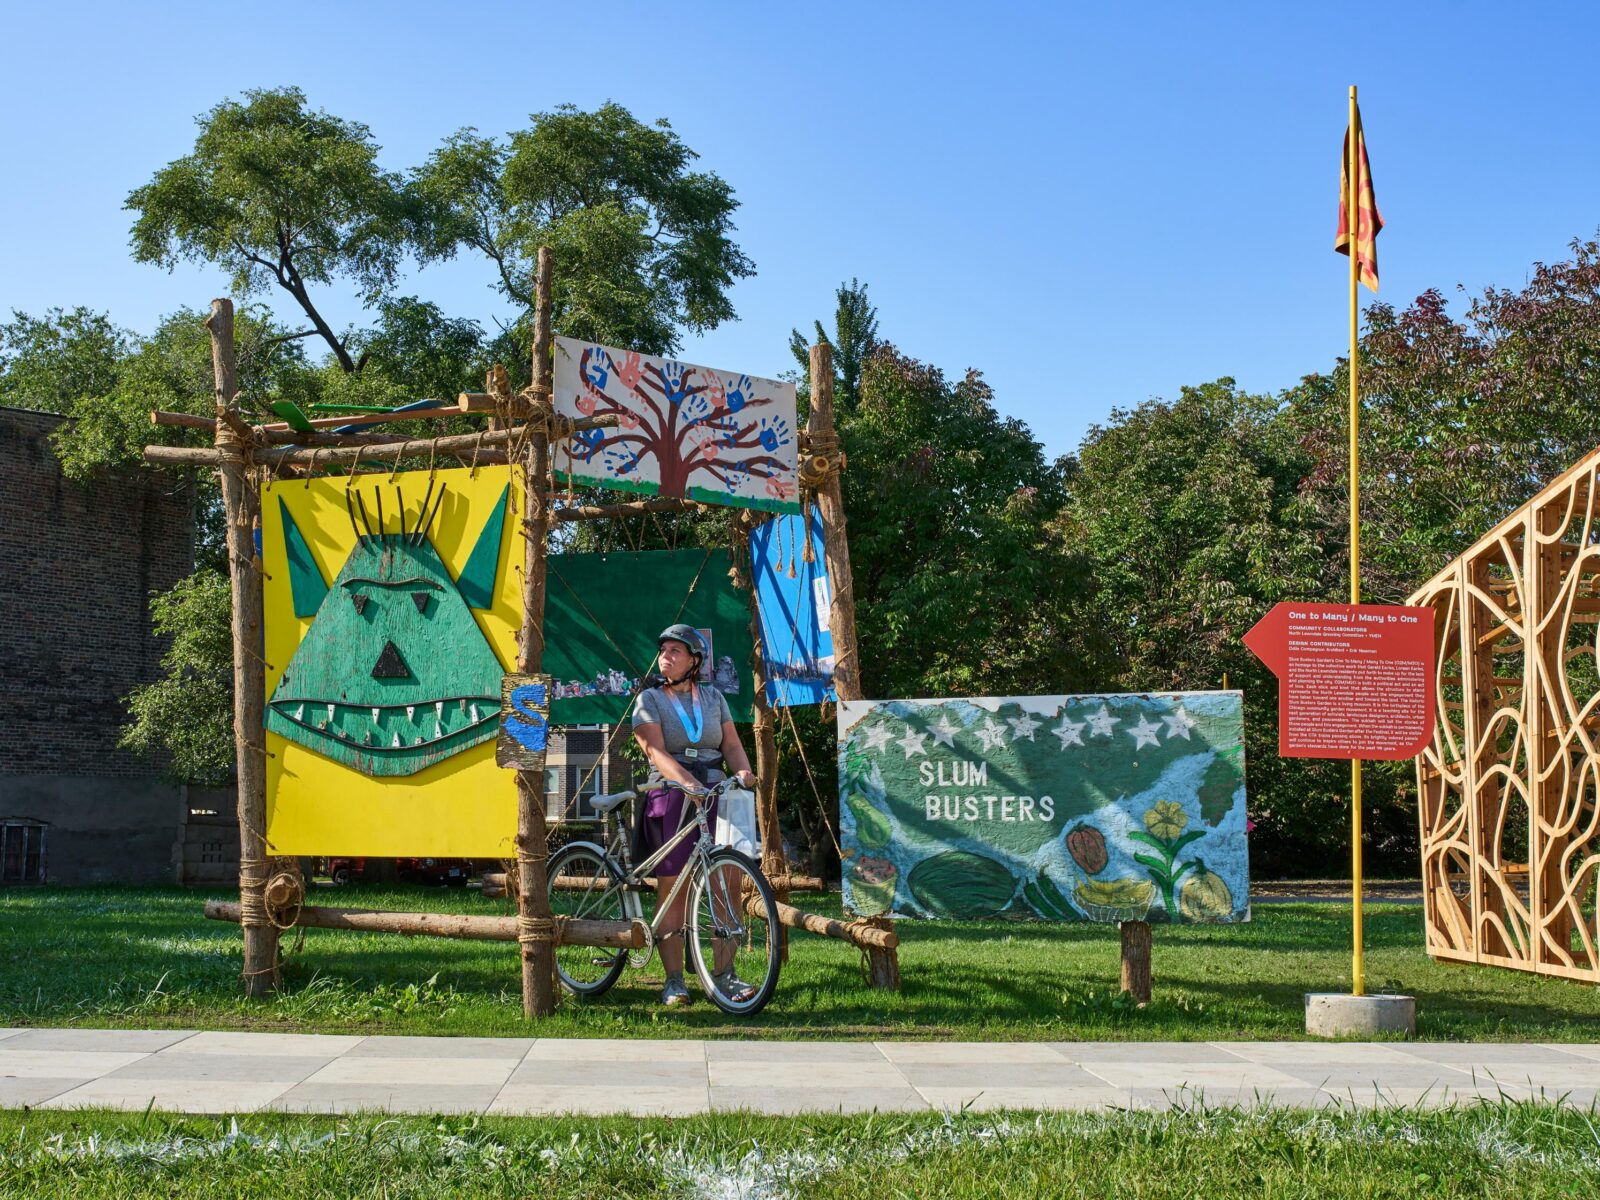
[837,694,1250,924]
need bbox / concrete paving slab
[344,1035,532,1059]
[507,1059,708,1088]
[0,1050,148,1078]
[493,1084,709,1117]
[879,1041,1069,1065]
[0,1077,93,1107]
[705,1040,887,1063]
[173,1031,366,1058]
[1552,1044,1600,1062]
[711,1086,927,1114]
[1129,1086,1337,1110]
[1404,1043,1596,1065]
[2,1029,193,1053]
[0,1031,24,1043]
[897,1063,1104,1089]
[41,1078,294,1113]
[272,1082,502,1114]
[1059,1042,1249,1064]
[1219,1041,1425,1065]
[524,1038,705,1062]
[1462,1065,1600,1090]
[1080,1062,1307,1091]
[917,1086,1133,1112]
[707,1059,907,1089]
[104,1053,333,1084]
[1324,1086,1535,1108]
[302,1056,520,1087]
[1279,1065,1476,1089]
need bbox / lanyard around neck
[667,685,703,744]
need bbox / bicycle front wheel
[687,849,781,1015]
[546,841,629,997]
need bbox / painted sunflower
[1143,799,1189,841]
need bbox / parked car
[323,857,474,886]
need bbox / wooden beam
[152,410,216,431]
[554,496,707,522]
[769,899,898,949]
[202,901,643,948]
[260,402,456,433]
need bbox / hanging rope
[779,701,847,863]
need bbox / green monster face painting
[266,482,509,777]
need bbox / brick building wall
[0,407,196,883]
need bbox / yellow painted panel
[261,466,522,856]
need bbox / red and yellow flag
[1336,106,1383,292]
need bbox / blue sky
[4,2,1598,461]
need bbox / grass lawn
[3,1102,1598,1198]
[2,885,1599,1041]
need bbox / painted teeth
[407,705,415,721]
[391,732,401,748]
[294,704,304,721]
[364,731,373,745]
[414,736,424,746]
[435,701,444,721]
[372,707,380,721]
[326,703,336,720]
[470,703,481,723]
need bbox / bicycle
[545,775,781,1015]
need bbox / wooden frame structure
[146,249,899,1016]
[1409,446,1600,984]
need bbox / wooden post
[807,341,900,989]
[207,299,279,997]
[1119,919,1152,1005]
[741,529,791,961]
[515,248,559,1018]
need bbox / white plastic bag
[715,787,760,859]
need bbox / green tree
[120,570,236,786]
[415,103,753,355]
[127,87,420,373]
[0,308,130,414]
[789,278,880,410]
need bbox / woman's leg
[712,862,743,975]
[656,875,686,976]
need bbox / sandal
[712,969,758,1004]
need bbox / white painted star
[1086,705,1121,738]
[1006,712,1041,742]
[930,714,960,749]
[861,723,894,753]
[1051,717,1085,749]
[896,728,929,758]
[1163,706,1196,739]
[1127,714,1163,749]
[975,717,1010,753]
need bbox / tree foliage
[126,87,419,373]
[789,279,880,410]
[416,103,753,355]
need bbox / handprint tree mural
[552,336,801,513]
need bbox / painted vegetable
[1066,824,1108,875]
[907,850,1017,918]
[849,855,898,915]
[1023,869,1075,920]
[1178,863,1234,921]
[845,791,892,851]
[1073,877,1156,923]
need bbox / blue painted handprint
[757,416,792,453]
[583,348,611,391]
[659,361,691,406]
[572,428,606,462]
[725,374,755,413]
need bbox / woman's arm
[720,720,756,787]
[632,722,704,790]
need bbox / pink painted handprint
[765,476,796,501]
[702,370,727,409]
[615,351,643,391]
[575,392,596,416]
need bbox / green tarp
[544,548,753,725]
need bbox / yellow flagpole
[1347,84,1366,997]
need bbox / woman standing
[631,623,758,1006]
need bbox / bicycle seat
[589,790,635,815]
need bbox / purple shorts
[641,787,719,878]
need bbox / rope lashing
[263,858,306,931]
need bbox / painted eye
[351,594,369,615]
[411,593,430,615]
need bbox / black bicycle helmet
[657,623,707,661]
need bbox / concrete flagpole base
[1305,992,1416,1037]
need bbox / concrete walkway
[2,1028,1596,1116]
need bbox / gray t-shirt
[632,684,733,787]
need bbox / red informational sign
[1243,603,1436,760]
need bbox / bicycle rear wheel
[546,841,629,997]
[687,849,780,1015]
